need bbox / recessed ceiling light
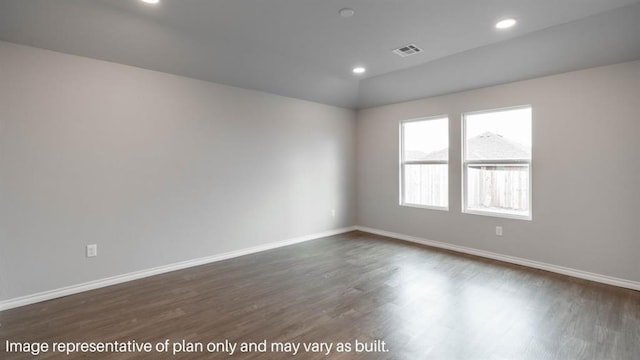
[495,18,517,29]
[140,0,159,4]
[352,67,366,75]
[339,8,356,18]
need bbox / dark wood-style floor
[1,231,639,359]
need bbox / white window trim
[461,105,533,221]
[399,116,449,211]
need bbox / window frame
[461,105,533,221]
[399,115,449,211]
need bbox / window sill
[400,203,449,212]
[463,208,532,221]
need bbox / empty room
[1,0,639,359]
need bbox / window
[463,106,532,219]
[400,116,448,209]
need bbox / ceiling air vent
[392,44,423,57]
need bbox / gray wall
[0,41,356,301]
[357,61,640,282]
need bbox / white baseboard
[355,226,640,291]
[0,226,357,312]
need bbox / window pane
[466,164,530,216]
[403,118,448,161]
[463,106,532,219]
[404,164,448,208]
[465,107,531,161]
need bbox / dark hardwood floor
[1,231,639,359]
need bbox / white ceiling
[1,0,639,109]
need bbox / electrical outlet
[86,244,98,257]
[331,209,336,217]
[496,226,503,236]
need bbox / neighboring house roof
[405,150,430,161]
[419,148,448,161]
[411,132,530,161]
[466,132,530,160]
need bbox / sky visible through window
[465,107,532,148]
[403,117,448,156]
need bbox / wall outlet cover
[86,244,98,257]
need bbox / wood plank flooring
[1,231,639,359]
